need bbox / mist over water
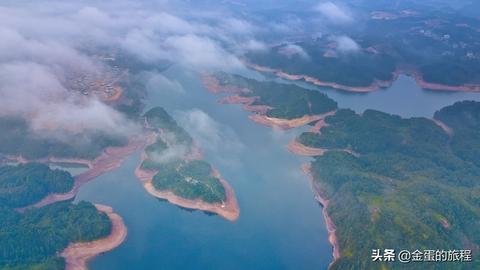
[76,66,332,270]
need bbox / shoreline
[248,63,393,93]
[302,164,340,268]
[202,74,342,266]
[142,175,239,221]
[410,70,480,92]
[15,136,146,211]
[249,63,480,93]
[287,140,327,156]
[61,204,127,270]
[135,138,240,222]
[249,114,325,130]
[203,74,333,130]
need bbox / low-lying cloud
[278,44,310,60]
[175,109,244,167]
[316,2,353,24]
[0,0,265,144]
[332,35,360,52]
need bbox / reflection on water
[75,66,480,270]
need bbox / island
[135,107,239,221]
[0,164,126,270]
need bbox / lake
[76,67,480,270]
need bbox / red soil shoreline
[14,136,146,211]
[249,63,480,93]
[302,164,340,268]
[249,63,394,93]
[288,140,327,156]
[134,136,240,222]
[202,74,340,264]
[249,114,325,130]
[61,204,127,270]
[203,74,334,130]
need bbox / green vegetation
[144,107,193,145]
[248,47,396,87]
[0,164,111,270]
[434,101,480,167]
[214,73,338,119]
[0,201,111,270]
[0,116,128,160]
[247,3,480,88]
[152,160,226,203]
[297,102,480,269]
[142,107,226,204]
[0,163,74,208]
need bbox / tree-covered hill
[297,102,480,269]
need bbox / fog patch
[175,109,244,167]
[332,35,360,52]
[278,44,310,60]
[316,2,353,24]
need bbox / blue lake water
[273,74,480,118]
[76,67,480,270]
[76,67,331,270]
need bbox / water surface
[76,66,332,270]
[76,67,480,270]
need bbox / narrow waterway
[76,66,331,270]
[76,66,480,270]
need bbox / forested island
[136,107,239,221]
[0,164,118,270]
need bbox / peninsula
[0,163,120,270]
[204,72,480,269]
[203,72,337,130]
[135,107,239,221]
[61,204,127,270]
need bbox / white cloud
[316,2,353,24]
[150,142,190,164]
[175,109,244,166]
[242,39,268,52]
[163,34,244,70]
[278,44,310,60]
[145,72,185,95]
[0,0,265,145]
[0,62,138,137]
[333,35,360,52]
